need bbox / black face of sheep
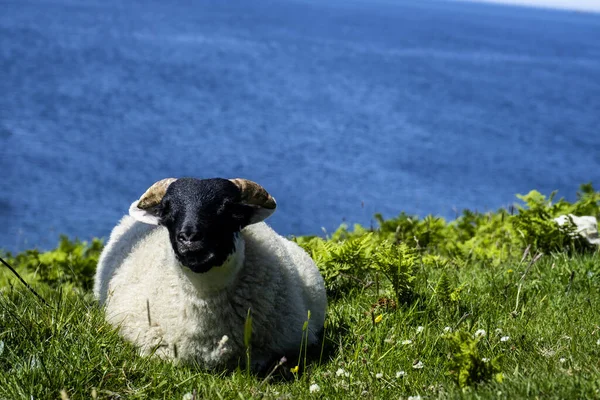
[129,177,277,274]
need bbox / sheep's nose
[177,229,201,244]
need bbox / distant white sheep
[94,177,327,371]
[554,214,600,246]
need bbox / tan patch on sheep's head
[228,178,277,210]
[137,178,178,209]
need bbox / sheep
[554,214,600,246]
[94,177,327,372]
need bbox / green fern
[446,331,502,389]
[296,234,374,297]
[512,200,583,254]
[372,241,418,304]
[2,236,103,291]
[435,271,452,305]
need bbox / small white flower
[444,326,452,333]
[375,372,384,379]
[309,384,320,393]
[481,357,490,363]
[500,336,510,342]
[540,348,556,358]
[413,361,424,369]
[559,358,567,363]
[402,339,413,345]
[416,326,424,333]
[210,334,230,358]
[29,356,40,369]
[182,393,193,400]
[474,329,486,338]
[396,371,406,378]
[336,368,350,377]
[408,396,422,400]
[596,339,600,346]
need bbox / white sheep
[94,177,327,372]
[554,214,600,246]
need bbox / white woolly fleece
[94,216,327,371]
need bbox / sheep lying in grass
[94,177,327,371]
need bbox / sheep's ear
[229,178,277,224]
[128,178,177,225]
[128,201,162,225]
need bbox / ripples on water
[1,0,599,251]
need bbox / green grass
[1,252,600,399]
[1,186,600,399]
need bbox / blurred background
[1,0,599,252]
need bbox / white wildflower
[336,368,350,378]
[559,358,566,363]
[182,393,193,400]
[309,384,320,393]
[444,326,452,333]
[396,371,406,378]
[596,339,600,346]
[209,334,230,358]
[481,357,490,363]
[408,395,422,400]
[540,348,556,358]
[413,361,424,369]
[402,339,413,345]
[416,326,424,333]
[29,356,40,369]
[375,372,384,379]
[474,329,486,338]
[500,336,510,342]
[218,335,229,346]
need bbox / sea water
[1,0,599,251]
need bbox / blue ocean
[1,0,599,252]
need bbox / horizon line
[451,0,600,13]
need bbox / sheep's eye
[217,199,233,216]
[156,203,171,220]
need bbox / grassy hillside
[1,185,599,399]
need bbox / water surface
[1,0,599,251]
